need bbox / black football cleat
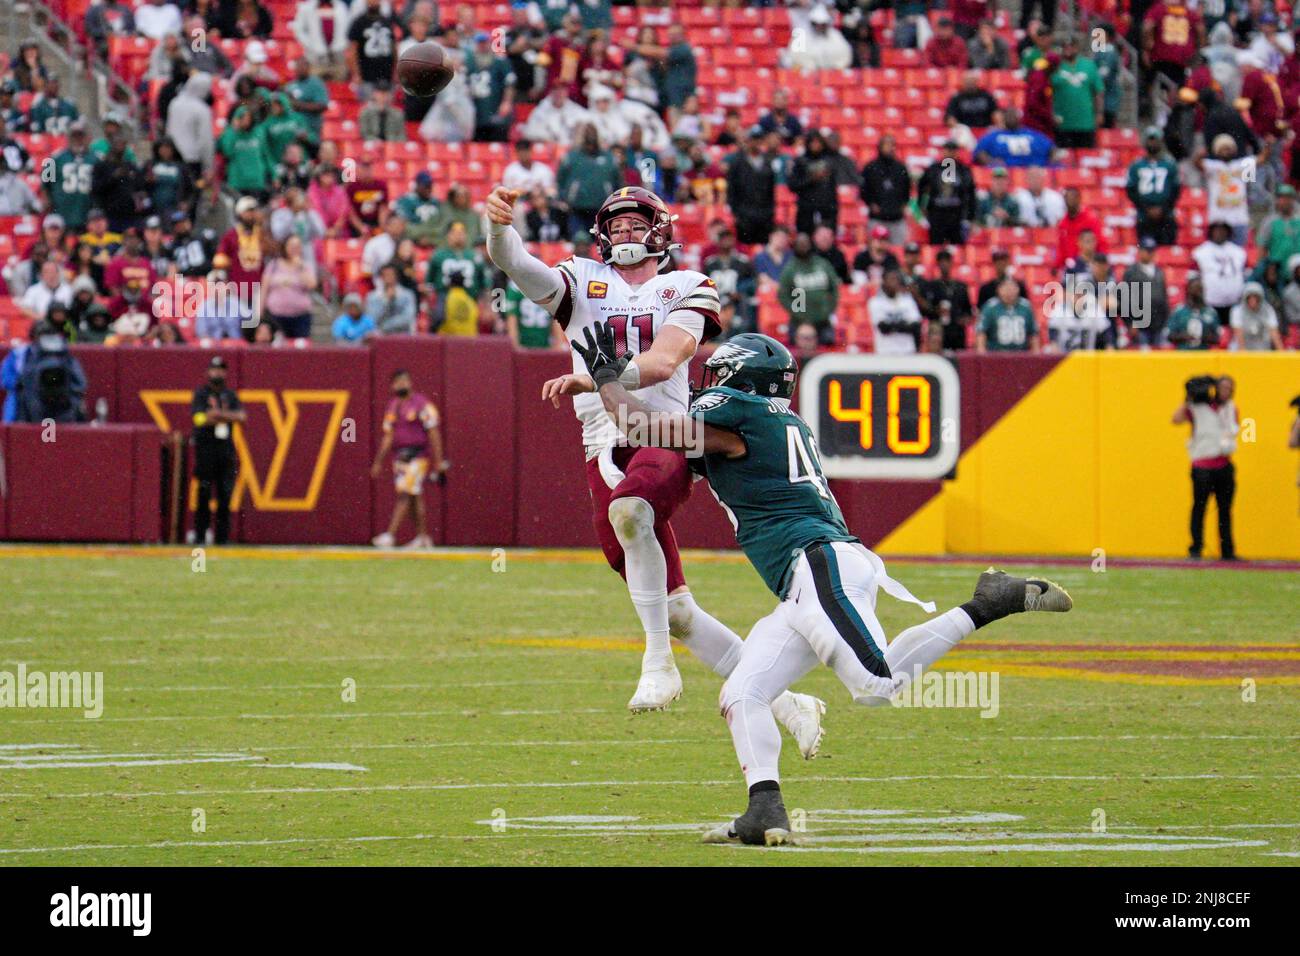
[702,788,791,847]
[966,568,1073,625]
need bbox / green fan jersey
[688,386,857,598]
[47,147,96,230]
[978,297,1037,351]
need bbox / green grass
[1,547,1297,866]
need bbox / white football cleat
[778,692,827,760]
[627,657,682,713]
[402,534,432,550]
[371,532,395,548]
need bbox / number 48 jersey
[555,256,720,457]
[689,386,857,598]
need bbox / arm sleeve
[485,220,568,312]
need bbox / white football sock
[859,607,976,707]
[722,694,782,788]
[667,592,743,676]
[608,497,671,661]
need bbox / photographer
[1172,375,1240,561]
[1290,396,1300,492]
[12,322,86,424]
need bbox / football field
[2,545,1298,866]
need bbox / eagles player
[573,328,1073,846]
[484,183,827,758]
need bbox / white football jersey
[553,257,721,456]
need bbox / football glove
[572,323,626,389]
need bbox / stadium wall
[0,344,1297,558]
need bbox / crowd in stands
[0,0,1297,381]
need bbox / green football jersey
[689,386,857,598]
[978,297,1037,351]
[47,148,96,230]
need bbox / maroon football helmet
[591,186,678,267]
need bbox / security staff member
[191,356,245,545]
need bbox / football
[397,41,454,98]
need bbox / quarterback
[573,328,1074,847]
[484,184,826,757]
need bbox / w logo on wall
[139,390,351,511]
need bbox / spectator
[1051,35,1103,149]
[917,140,977,245]
[216,0,273,39]
[217,106,274,201]
[1166,273,1223,349]
[167,73,216,173]
[1121,237,1171,345]
[346,154,392,235]
[1171,374,1238,560]
[974,167,1021,227]
[291,0,352,77]
[542,12,587,101]
[1193,221,1248,325]
[811,225,850,285]
[393,171,441,245]
[1200,134,1253,246]
[1257,184,1300,267]
[85,0,136,59]
[1230,281,1285,350]
[104,228,158,319]
[702,228,758,337]
[309,165,353,238]
[504,4,547,103]
[921,248,974,350]
[1019,1,1055,33]
[332,292,377,343]
[368,260,420,334]
[261,234,318,339]
[788,130,840,235]
[720,133,776,246]
[426,219,487,329]
[348,0,399,89]
[756,89,804,145]
[233,40,283,89]
[557,124,619,240]
[976,248,1026,306]
[135,0,182,38]
[1047,270,1114,351]
[778,232,841,346]
[18,261,74,320]
[195,267,250,340]
[186,17,234,76]
[972,108,1055,168]
[823,131,861,188]
[892,0,934,51]
[218,196,270,301]
[851,226,901,286]
[1054,187,1109,269]
[577,32,622,105]
[1094,22,1123,128]
[586,85,631,150]
[859,135,911,246]
[363,214,408,278]
[466,31,517,142]
[11,43,48,94]
[166,209,218,277]
[977,274,1039,352]
[360,82,407,141]
[753,226,791,284]
[1238,53,1287,140]
[502,139,556,197]
[925,17,968,69]
[843,7,880,68]
[523,190,566,243]
[946,70,999,129]
[967,19,1010,70]
[1021,50,1058,140]
[786,5,852,73]
[657,22,697,111]
[428,183,483,247]
[284,57,331,143]
[1143,1,1203,98]
[1127,126,1182,246]
[869,269,924,355]
[91,132,148,234]
[1014,167,1066,226]
[27,77,78,135]
[950,0,990,41]
[520,82,591,146]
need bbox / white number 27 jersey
[553,257,721,457]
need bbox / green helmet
[699,333,798,399]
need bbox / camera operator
[1289,396,1300,495]
[1172,375,1240,561]
[12,321,86,424]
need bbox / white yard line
[3,772,1298,802]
